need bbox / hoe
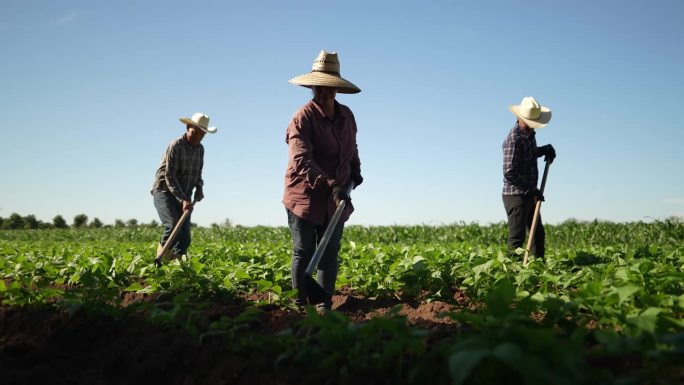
[303,184,353,305]
[154,200,196,267]
[524,159,551,265]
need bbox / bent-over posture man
[151,112,217,266]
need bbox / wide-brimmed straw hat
[180,112,217,134]
[289,51,361,94]
[508,97,552,129]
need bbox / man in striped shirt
[151,113,217,266]
[502,97,556,259]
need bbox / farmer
[151,112,217,266]
[283,51,363,313]
[502,97,556,259]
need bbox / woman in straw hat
[502,97,556,259]
[151,112,217,266]
[283,51,363,313]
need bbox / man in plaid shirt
[151,113,217,266]
[502,97,556,259]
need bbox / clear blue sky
[2,0,683,226]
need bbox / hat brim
[180,117,218,134]
[508,105,552,129]
[289,72,361,94]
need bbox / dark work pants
[153,190,192,256]
[286,209,344,310]
[502,194,545,259]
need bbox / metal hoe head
[302,183,353,305]
[303,275,331,305]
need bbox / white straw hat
[289,51,361,94]
[179,112,217,134]
[508,97,552,129]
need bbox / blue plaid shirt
[502,122,538,195]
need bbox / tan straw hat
[508,96,552,129]
[180,112,217,134]
[289,51,361,94]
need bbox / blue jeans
[287,209,344,310]
[153,190,192,256]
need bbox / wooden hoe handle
[523,160,551,265]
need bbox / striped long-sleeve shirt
[502,123,538,195]
[151,134,204,202]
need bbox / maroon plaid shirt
[283,100,362,226]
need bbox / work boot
[316,305,331,316]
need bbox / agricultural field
[1,221,683,384]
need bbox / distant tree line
[0,213,159,230]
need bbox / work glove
[525,187,545,202]
[352,173,363,189]
[194,187,204,202]
[332,184,351,206]
[538,144,556,163]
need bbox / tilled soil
[3,287,674,385]
[0,288,466,385]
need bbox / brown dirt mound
[0,288,467,385]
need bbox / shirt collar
[181,133,202,148]
[310,99,342,120]
[514,122,535,138]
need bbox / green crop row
[1,221,683,384]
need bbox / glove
[538,144,556,163]
[193,187,204,202]
[526,187,545,202]
[332,184,351,206]
[352,173,363,189]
